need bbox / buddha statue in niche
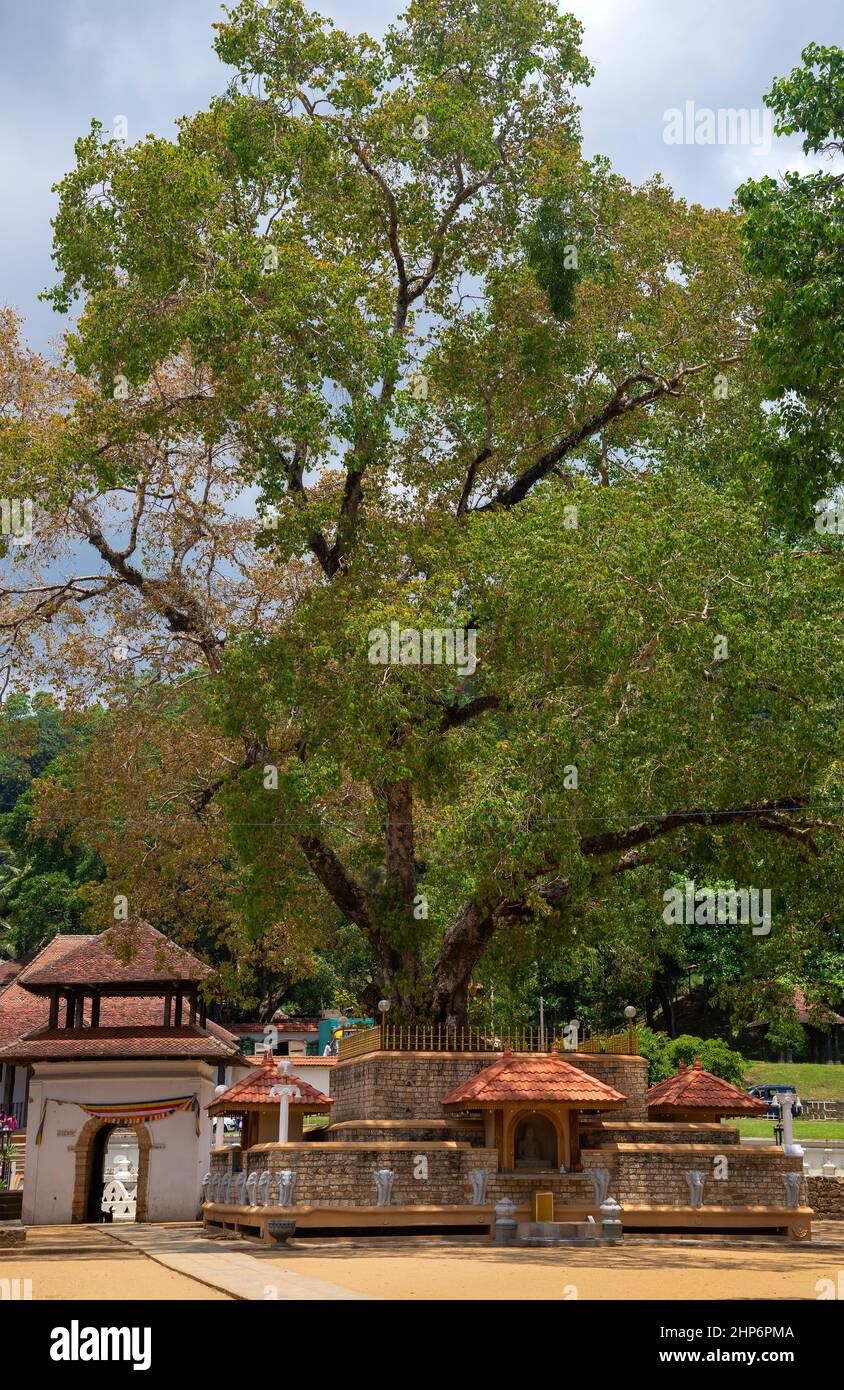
[514,1115,555,1168]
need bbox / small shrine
[647,1058,769,1123]
[440,1048,624,1171]
[208,1050,332,1148]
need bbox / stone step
[516,1219,600,1244]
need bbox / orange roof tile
[440,1049,626,1109]
[0,939,238,1053]
[19,918,210,991]
[0,936,91,1047]
[207,1051,332,1112]
[0,961,22,988]
[647,1057,768,1115]
[0,1025,242,1064]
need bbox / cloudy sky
[1,0,841,353]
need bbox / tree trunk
[430,900,497,1028]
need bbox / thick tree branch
[477,358,740,513]
[578,794,809,859]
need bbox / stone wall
[582,1121,741,1147]
[242,1143,596,1214]
[210,1146,241,1177]
[330,1050,649,1123]
[245,1141,498,1207]
[327,1122,485,1145]
[583,1145,805,1208]
[807,1176,844,1218]
[562,1056,649,1120]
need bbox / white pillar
[780,1095,803,1157]
[270,1084,301,1143]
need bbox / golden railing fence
[337,1021,637,1060]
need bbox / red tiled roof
[230,1018,319,1034]
[0,1025,241,1064]
[0,954,238,1053]
[207,1051,332,1112]
[749,986,844,1030]
[19,918,210,991]
[0,961,22,987]
[440,1049,626,1108]
[647,1057,768,1115]
[0,936,91,1047]
[274,1055,335,1066]
[793,987,844,1027]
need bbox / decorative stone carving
[245,1171,258,1206]
[374,1168,395,1206]
[685,1170,706,1209]
[468,1169,489,1205]
[257,1171,270,1207]
[277,1169,297,1208]
[201,1173,212,1203]
[234,1171,247,1204]
[493,1196,517,1245]
[599,1196,623,1243]
[782,1172,802,1209]
[219,1173,232,1205]
[100,1180,136,1220]
[267,1219,296,1244]
[588,1168,611,1207]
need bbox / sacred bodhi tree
[1,1,842,1027]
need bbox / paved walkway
[106,1225,374,1300]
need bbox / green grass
[733,1119,844,1140]
[743,1062,844,1101]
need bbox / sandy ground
[3,1225,843,1300]
[261,1239,844,1301]
[0,1227,230,1300]
[0,1253,231,1300]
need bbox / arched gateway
[73,1119,152,1224]
[0,918,249,1226]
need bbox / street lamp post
[377,998,391,1042]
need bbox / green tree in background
[738,42,844,529]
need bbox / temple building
[202,1024,812,1243]
[0,918,248,1225]
[440,1049,625,1171]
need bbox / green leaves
[737,44,844,530]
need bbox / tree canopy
[1,2,842,1033]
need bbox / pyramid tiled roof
[0,1024,242,1064]
[0,937,92,1047]
[0,932,241,1066]
[19,918,210,991]
[207,1050,332,1112]
[647,1057,768,1115]
[440,1049,625,1109]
